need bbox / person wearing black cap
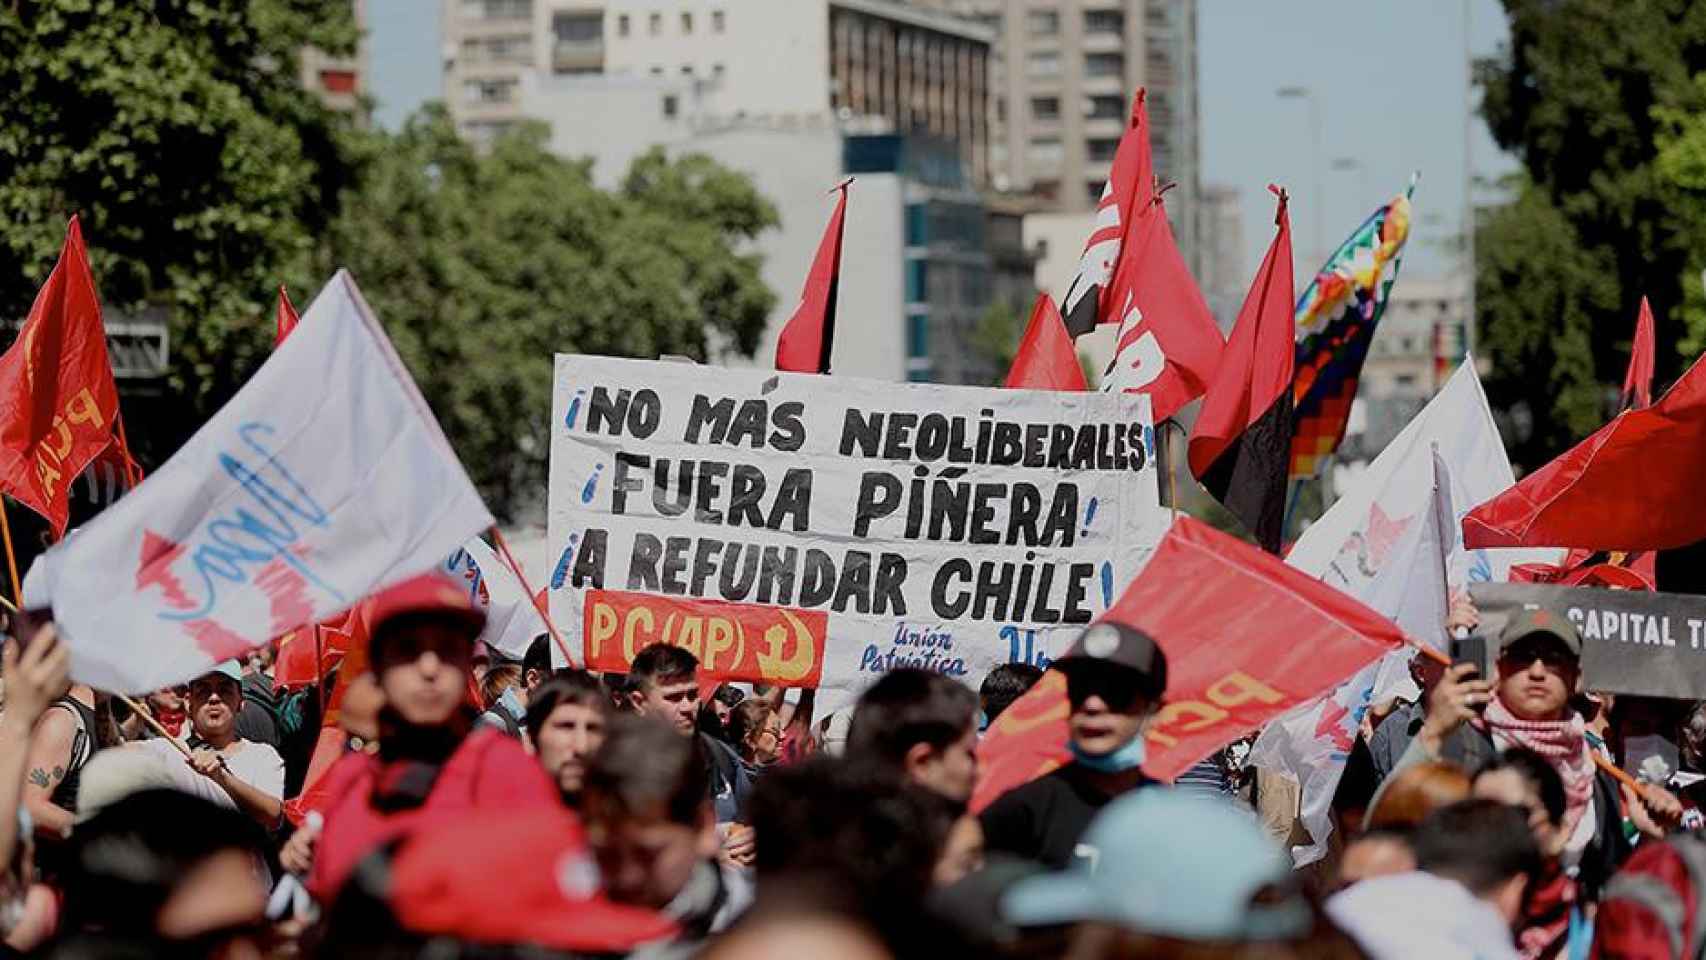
[979,620,1167,870]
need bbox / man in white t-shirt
[137,661,285,829]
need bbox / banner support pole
[489,526,573,668]
[0,499,23,610]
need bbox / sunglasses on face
[1499,642,1576,670]
[1064,667,1151,713]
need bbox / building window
[681,11,693,33]
[649,12,662,34]
[1085,52,1124,77]
[554,12,602,44]
[712,63,726,78]
[906,261,929,304]
[1084,10,1124,35]
[1033,179,1061,203]
[663,94,679,118]
[1086,137,1119,163]
[996,96,1007,123]
[1026,10,1059,36]
[712,10,725,32]
[681,64,694,75]
[1025,51,1061,77]
[1084,94,1123,120]
[1031,96,1060,120]
[462,77,517,104]
[469,0,530,21]
[906,204,928,246]
[618,13,630,35]
[908,314,929,358]
[650,65,664,76]
[1086,180,1107,206]
[318,68,357,94]
[1027,137,1064,169]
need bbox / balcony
[553,39,604,73]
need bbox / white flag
[1249,359,1555,866]
[35,271,495,694]
[446,536,547,661]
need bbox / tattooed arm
[20,707,75,839]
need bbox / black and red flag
[1003,294,1086,391]
[775,179,852,374]
[1060,90,1153,338]
[1188,187,1296,554]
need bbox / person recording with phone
[1402,607,1681,896]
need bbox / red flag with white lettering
[0,216,122,536]
[1060,90,1153,338]
[971,515,1405,810]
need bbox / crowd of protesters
[3,568,1706,959]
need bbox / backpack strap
[1602,871,1687,960]
[1669,834,1706,959]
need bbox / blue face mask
[498,685,525,720]
[1070,732,1148,773]
[977,710,990,733]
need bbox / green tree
[327,107,778,519]
[967,298,1097,388]
[1476,0,1706,466]
[0,0,364,458]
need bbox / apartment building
[443,0,991,182]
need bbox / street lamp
[1276,86,1324,270]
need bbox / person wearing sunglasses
[979,620,1168,870]
[277,571,559,903]
[1410,608,1680,899]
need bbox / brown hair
[728,699,776,760]
[480,663,522,711]
[1365,761,1471,832]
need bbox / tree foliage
[326,107,778,519]
[0,0,363,454]
[1476,0,1706,466]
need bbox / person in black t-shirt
[979,620,1168,869]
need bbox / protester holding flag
[127,660,285,829]
[280,571,558,900]
[1404,610,1676,895]
[978,621,1167,869]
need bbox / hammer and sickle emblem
[756,610,816,683]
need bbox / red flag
[273,621,352,689]
[971,515,1405,810]
[1061,90,1154,338]
[0,216,122,536]
[1187,188,1295,553]
[275,285,300,348]
[775,179,852,374]
[1003,294,1086,390]
[1621,296,1656,411]
[1100,195,1226,420]
[1463,349,1706,552]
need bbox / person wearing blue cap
[980,620,1167,870]
[136,660,286,829]
[999,788,1313,955]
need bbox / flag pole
[114,415,141,491]
[489,526,573,668]
[0,499,22,609]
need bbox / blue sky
[367,0,1517,283]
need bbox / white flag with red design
[27,270,494,694]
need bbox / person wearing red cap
[277,571,558,900]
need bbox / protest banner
[1469,582,1706,701]
[28,271,495,694]
[547,355,1165,703]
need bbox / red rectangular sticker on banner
[584,589,827,687]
